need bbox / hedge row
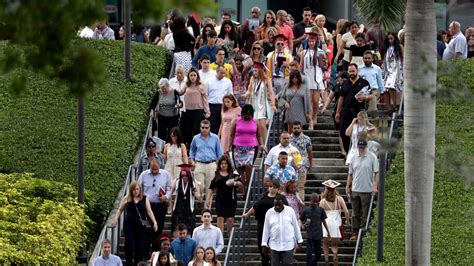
[0,173,88,264]
[0,39,170,243]
[359,59,474,264]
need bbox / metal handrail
[352,96,404,265]
[224,112,283,265]
[89,117,153,264]
[352,194,375,265]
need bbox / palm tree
[357,0,437,263]
[355,0,406,32]
[403,0,437,264]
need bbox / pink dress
[220,107,241,151]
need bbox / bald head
[150,160,160,175]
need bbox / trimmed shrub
[0,173,89,264]
[0,39,171,242]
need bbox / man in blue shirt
[358,51,384,112]
[192,30,218,68]
[138,160,173,251]
[93,239,122,266]
[190,119,223,202]
[171,223,197,265]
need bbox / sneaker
[350,234,357,241]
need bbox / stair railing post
[376,152,387,261]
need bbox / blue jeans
[306,238,322,265]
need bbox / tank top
[233,118,258,146]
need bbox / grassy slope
[0,39,170,239]
[359,59,474,265]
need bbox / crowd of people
[90,5,472,266]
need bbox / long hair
[222,94,239,112]
[218,20,238,42]
[156,250,171,266]
[288,70,303,88]
[321,186,337,202]
[191,246,206,265]
[201,23,215,44]
[168,127,184,146]
[216,156,234,174]
[205,247,219,264]
[127,181,143,202]
[263,10,277,27]
[336,19,348,36]
[381,32,403,61]
[186,67,201,87]
[250,41,265,61]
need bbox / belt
[273,76,284,79]
[209,103,222,106]
[196,160,216,164]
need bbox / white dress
[248,79,273,120]
[322,196,343,238]
[302,48,325,91]
[382,45,404,92]
[165,144,184,182]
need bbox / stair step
[312,143,343,151]
[311,137,340,144]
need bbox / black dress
[124,196,150,266]
[209,172,237,218]
[171,180,196,233]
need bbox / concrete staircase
[229,113,356,265]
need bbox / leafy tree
[0,0,216,203]
[355,0,406,32]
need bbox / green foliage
[0,39,170,242]
[0,0,105,95]
[131,0,217,22]
[0,173,89,264]
[355,0,406,32]
[359,59,474,264]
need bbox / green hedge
[359,59,474,264]
[0,173,88,264]
[0,40,170,242]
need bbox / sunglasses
[276,42,285,46]
[253,47,261,50]
[201,126,209,129]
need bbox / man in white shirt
[264,132,301,171]
[192,209,224,254]
[198,54,216,83]
[443,21,468,60]
[205,65,233,133]
[92,20,115,40]
[169,64,187,113]
[262,194,303,265]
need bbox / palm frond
[356,0,406,32]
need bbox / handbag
[134,202,151,229]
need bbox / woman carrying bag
[112,181,158,266]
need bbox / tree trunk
[404,0,437,265]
